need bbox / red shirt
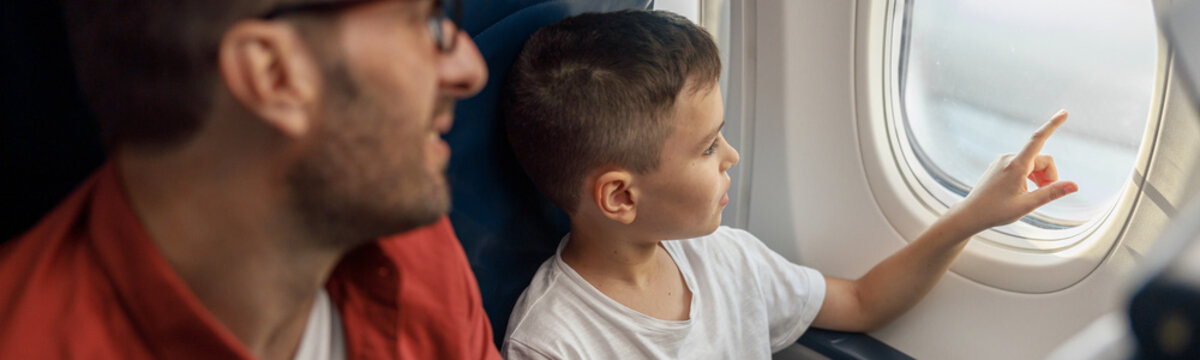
[0,162,502,359]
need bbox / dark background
[1,0,106,241]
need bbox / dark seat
[1,0,105,242]
[449,0,651,345]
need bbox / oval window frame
[857,0,1171,293]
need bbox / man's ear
[591,170,638,224]
[218,20,322,139]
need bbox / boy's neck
[561,219,665,288]
[561,218,693,321]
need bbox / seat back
[1,0,105,241]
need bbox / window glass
[902,0,1158,226]
[701,0,731,104]
[653,0,701,23]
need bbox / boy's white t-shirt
[502,226,826,359]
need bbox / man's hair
[504,9,721,214]
[61,0,314,148]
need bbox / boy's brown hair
[504,9,721,213]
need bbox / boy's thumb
[1024,181,1079,210]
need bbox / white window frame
[857,0,1171,293]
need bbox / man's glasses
[259,0,462,53]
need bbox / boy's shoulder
[502,255,601,356]
[504,254,584,332]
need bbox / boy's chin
[705,218,722,234]
[673,218,723,240]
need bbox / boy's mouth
[719,180,731,206]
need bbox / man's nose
[438,31,488,98]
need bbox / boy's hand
[950,110,1079,233]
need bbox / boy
[501,10,1076,359]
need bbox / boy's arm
[812,110,1078,332]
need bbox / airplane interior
[3,0,1200,359]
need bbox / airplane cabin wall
[729,0,1200,358]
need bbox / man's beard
[286,63,449,248]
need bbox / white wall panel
[740,0,1199,358]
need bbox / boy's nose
[722,145,740,172]
[438,31,488,98]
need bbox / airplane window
[899,0,1158,228]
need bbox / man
[0,0,496,359]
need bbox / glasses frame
[258,0,462,53]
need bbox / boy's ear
[218,20,322,139]
[592,170,637,224]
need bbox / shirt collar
[87,161,254,358]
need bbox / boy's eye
[703,138,720,155]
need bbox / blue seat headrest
[447,0,652,346]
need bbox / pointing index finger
[1016,110,1068,165]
